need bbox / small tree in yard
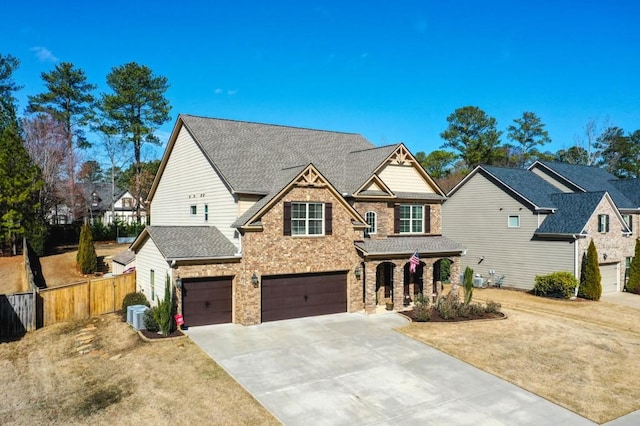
[463,266,474,305]
[626,239,640,294]
[76,223,97,274]
[153,274,174,336]
[578,240,602,301]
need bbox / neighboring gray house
[442,162,637,293]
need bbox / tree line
[416,105,640,191]
[0,52,171,254]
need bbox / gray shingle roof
[482,166,562,209]
[180,115,378,195]
[355,236,465,256]
[535,192,606,235]
[611,179,640,207]
[112,249,135,265]
[146,226,238,260]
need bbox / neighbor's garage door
[599,263,619,294]
[261,271,347,322]
[182,277,232,326]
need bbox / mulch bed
[139,329,185,340]
[402,308,505,322]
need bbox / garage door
[599,263,619,294]
[182,277,232,326]
[261,271,347,322]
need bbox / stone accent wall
[579,199,635,288]
[242,185,363,324]
[352,200,443,237]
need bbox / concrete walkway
[601,291,640,309]
[187,313,594,425]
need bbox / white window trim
[399,204,424,234]
[292,202,325,236]
[190,205,197,216]
[598,214,610,233]
[508,215,520,228]
[365,211,377,235]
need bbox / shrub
[627,239,640,294]
[121,292,150,312]
[143,307,159,332]
[76,223,97,274]
[468,303,485,316]
[484,300,502,314]
[533,271,578,299]
[463,266,474,305]
[579,240,602,301]
[435,291,461,320]
[413,302,431,322]
[153,274,175,336]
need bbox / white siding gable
[151,125,238,247]
[136,236,171,306]
[378,163,435,194]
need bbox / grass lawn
[399,287,640,424]
[0,313,278,425]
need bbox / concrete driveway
[187,312,595,425]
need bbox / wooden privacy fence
[37,272,136,327]
[0,291,36,338]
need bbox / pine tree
[76,223,97,274]
[626,239,640,293]
[578,240,602,301]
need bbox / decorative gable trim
[372,143,446,197]
[238,163,366,232]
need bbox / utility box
[132,306,149,330]
[127,304,146,324]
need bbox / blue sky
[3,0,639,164]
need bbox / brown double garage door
[181,272,347,326]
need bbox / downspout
[573,235,580,298]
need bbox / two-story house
[131,115,464,326]
[442,161,638,294]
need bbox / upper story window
[623,214,633,232]
[598,214,610,233]
[283,202,333,236]
[508,215,520,228]
[91,192,99,206]
[204,204,209,222]
[292,202,324,236]
[365,211,377,236]
[190,205,197,215]
[399,205,423,233]
[122,197,133,208]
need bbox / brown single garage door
[261,271,347,322]
[182,277,232,326]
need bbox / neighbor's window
[365,211,377,235]
[122,197,133,208]
[508,215,520,228]
[190,205,197,215]
[292,202,324,235]
[399,205,423,233]
[598,214,610,233]
[623,214,633,232]
[204,204,209,222]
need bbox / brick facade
[352,201,443,237]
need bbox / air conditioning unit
[473,276,484,288]
[127,304,146,325]
[132,306,149,331]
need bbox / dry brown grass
[0,313,278,425]
[0,242,129,294]
[400,287,640,424]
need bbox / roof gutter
[168,255,242,263]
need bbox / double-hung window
[292,202,324,236]
[623,214,633,232]
[399,205,423,233]
[598,214,610,233]
[365,211,377,236]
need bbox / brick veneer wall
[352,201,442,237]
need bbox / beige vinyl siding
[442,172,574,290]
[151,125,238,247]
[135,236,171,306]
[237,194,262,217]
[378,164,435,193]
[530,167,575,193]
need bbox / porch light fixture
[175,276,182,289]
[251,272,260,287]
[603,253,608,260]
[355,266,362,280]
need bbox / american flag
[409,250,420,273]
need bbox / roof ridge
[180,113,361,136]
[349,144,399,154]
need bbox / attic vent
[389,145,410,165]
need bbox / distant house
[112,250,136,275]
[131,114,464,326]
[442,161,638,293]
[48,183,146,225]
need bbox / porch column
[393,263,404,310]
[423,259,435,297]
[364,261,378,314]
[450,256,461,295]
